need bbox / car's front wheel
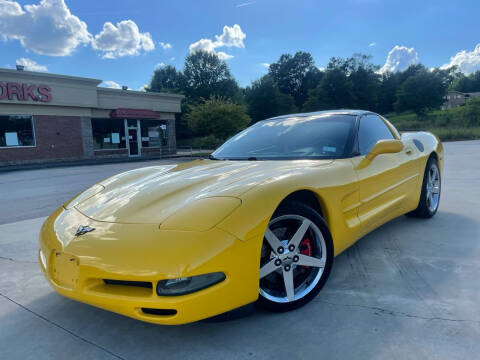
[257,201,333,312]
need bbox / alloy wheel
[426,163,440,212]
[259,215,327,303]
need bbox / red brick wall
[0,115,84,163]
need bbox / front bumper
[39,207,261,325]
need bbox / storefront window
[140,120,168,148]
[91,118,126,149]
[0,115,35,147]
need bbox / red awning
[110,108,160,119]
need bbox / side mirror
[366,139,404,160]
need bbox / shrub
[177,135,224,149]
[186,96,251,140]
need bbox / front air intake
[141,308,177,316]
[103,279,152,289]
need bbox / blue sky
[1,0,480,90]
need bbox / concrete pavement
[0,158,189,225]
[0,141,479,359]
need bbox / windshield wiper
[208,154,219,160]
[247,157,258,161]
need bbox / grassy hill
[386,97,480,141]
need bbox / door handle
[405,147,413,155]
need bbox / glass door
[125,119,141,157]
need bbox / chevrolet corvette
[39,110,443,325]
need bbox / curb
[0,155,202,173]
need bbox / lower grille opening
[104,279,152,289]
[141,308,177,316]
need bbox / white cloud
[92,20,155,59]
[378,45,418,74]
[368,42,376,47]
[236,1,256,7]
[260,62,270,68]
[155,62,166,69]
[189,24,246,60]
[159,41,171,50]
[0,0,91,56]
[441,43,480,74]
[189,38,216,53]
[16,57,47,71]
[215,24,246,48]
[217,52,234,60]
[0,1,157,60]
[100,80,121,89]
[139,84,148,91]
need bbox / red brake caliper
[299,230,313,268]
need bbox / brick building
[441,90,480,110]
[0,68,183,166]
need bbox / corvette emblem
[75,225,95,237]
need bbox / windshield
[212,114,356,160]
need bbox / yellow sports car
[39,110,443,325]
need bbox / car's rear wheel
[408,156,441,218]
[257,201,333,312]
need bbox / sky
[1,0,480,90]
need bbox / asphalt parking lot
[1,142,479,360]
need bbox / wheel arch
[423,150,440,175]
[276,189,330,228]
[429,150,439,162]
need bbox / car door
[350,114,418,234]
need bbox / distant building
[441,90,480,110]
[0,68,183,166]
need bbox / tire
[408,156,441,218]
[257,201,334,312]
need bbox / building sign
[0,82,52,102]
[110,108,160,119]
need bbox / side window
[358,115,394,155]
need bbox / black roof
[267,109,373,121]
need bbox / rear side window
[358,114,394,155]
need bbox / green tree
[451,70,480,92]
[377,72,399,114]
[394,68,451,114]
[268,51,321,107]
[186,97,250,140]
[147,65,185,93]
[183,51,240,101]
[175,101,193,140]
[349,67,379,110]
[395,64,426,85]
[326,54,381,110]
[327,54,378,74]
[462,96,480,126]
[303,68,354,111]
[245,75,297,123]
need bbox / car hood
[74,159,333,224]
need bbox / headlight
[160,197,241,231]
[156,272,226,296]
[63,184,105,210]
